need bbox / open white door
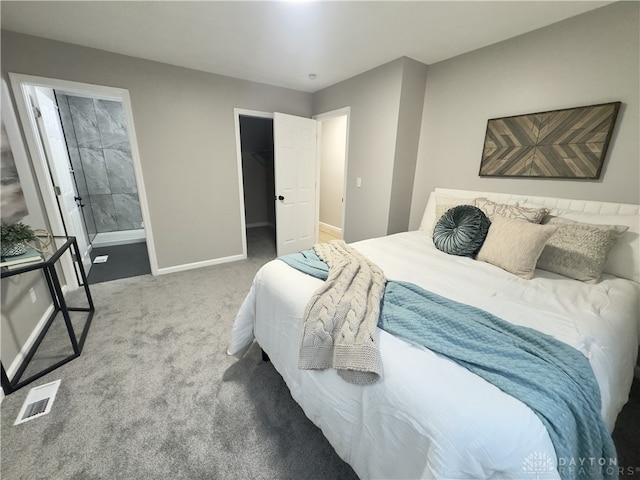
[274,113,317,256]
[32,88,92,274]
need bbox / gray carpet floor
[1,226,638,479]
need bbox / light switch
[356,177,362,188]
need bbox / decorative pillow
[433,205,490,256]
[536,218,625,281]
[476,215,557,279]
[541,211,639,282]
[474,197,548,223]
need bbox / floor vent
[15,380,61,425]
[93,255,109,264]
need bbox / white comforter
[228,231,639,480]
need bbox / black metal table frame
[1,237,95,395]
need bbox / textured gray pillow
[476,215,557,279]
[536,220,624,282]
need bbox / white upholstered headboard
[420,188,640,283]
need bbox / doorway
[234,108,348,258]
[10,74,157,287]
[53,90,150,284]
[315,108,349,244]
[238,114,276,259]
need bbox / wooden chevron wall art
[479,102,620,179]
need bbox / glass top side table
[1,236,95,394]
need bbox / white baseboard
[319,222,342,236]
[156,253,246,276]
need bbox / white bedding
[229,230,639,479]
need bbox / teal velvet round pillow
[433,205,490,256]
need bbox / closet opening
[238,114,276,259]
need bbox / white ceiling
[1,1,611,93]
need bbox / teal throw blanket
[280,249,618,480]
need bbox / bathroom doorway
[53,90,150,283]
[10,74,156,286]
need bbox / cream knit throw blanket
[298,240,386,385]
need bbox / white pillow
[476,215,558,279]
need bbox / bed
[228,188,640,480]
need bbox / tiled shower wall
[56,93,143,240]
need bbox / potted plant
[1,222,37,257]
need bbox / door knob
[277,195,285,201]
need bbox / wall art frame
[479,101,621,179]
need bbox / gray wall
[388,58,428,235]
[2,31,312,269]
[409,2,640,229]
[313,58,408,242]
[313,58,403,241]
[313,57,427,241]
